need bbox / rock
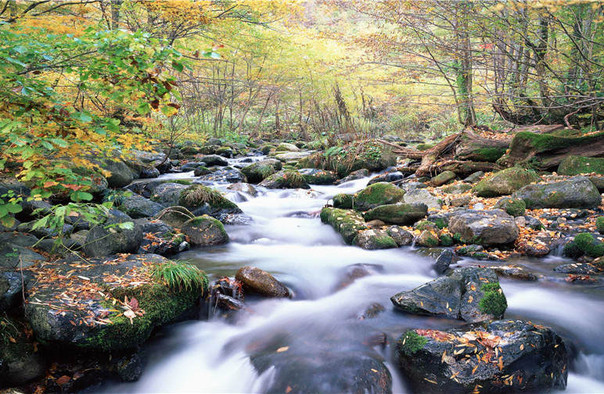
[367,171,404,185]
[416,230,440,247]
[116,352,144,382]
[226,182,258,196]
[150,182,190,206]
[512,176,602,209]
[0,232,46,269]
[395,320,567,393]
[563,233,604,258]
[181,216,229,246]
[195,167,246,184]
[494,197,526,217]
[391,267,506,323]
[275,151,313,162]
[336,168,370,184]
[464,171,484,183]
[199,154,228,167]
[101,157,137,188]
[492,264,539,281]
[320,208,367,245]
[333,193,353,209]
[355,229,398,250]
[83,213,143,258]
[193,166,211,176]
[387,226,414,246]
[298,168,338,185]
[140,167,160,179]
[451,195,472,207]
[136,219,188,256]
[0,271,24,312]
[558,155,604,176]
[442,183,472,194]
[0,317,46,386]
[553,262,603,275]
[335,264,382,290]
[241,160,281,183]
[589,175,604,192]
[364,203,428,225]
[275,142,300,152]
[473,167,540,197]
[403,189,441,210]
[235,266,289,298]
[353,182,406,211]
[215,147,233,158]
[434,249,455,275]
[181,162,207,171]
[154,206,195,228]
[449,209,519,246]
[431,170,456,186]
[25,255,205,352]
[178,184,243,221]
[251,349,391,394]
[259,170,310,189]
[112,192,164,219]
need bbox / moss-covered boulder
[235,266,290,298]
[259,170,310,189]
[298,168,338,185]
[108,191,164,219]
[395,320,567,393]
[364,203,427,225]
[178,184,243,221]
[416,229,440,247]
[333,193,354,209]
[495,197,526,217]
[320,207,367,245]
[558,155,604,176]
[353,182,405,211]
[83,212,143,258]
[181,215,229,246]
[155,206,195,228]
[275,142,300,152]
[448,209,519,246]
[563,233,604,258]
[512,176,602,209]
[473,167,540,197]
[241,160,282,184]
[431,171,456,186]
[25,255,206,352]
[391,267,506,323]
[355,229,398,250]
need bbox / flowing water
[102,165,604,393]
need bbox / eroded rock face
[512,176,602,209]
[391,267,506,323]
[235,266,289,298]
[395,320,568,393]
[449,209,519,246]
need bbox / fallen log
[497,131,604,170]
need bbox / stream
[100,163,604,393]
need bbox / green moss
[242,163,277,183]
[559,156,604,176]
[496,198,526,217]
[374,234,399,249]
[433,218,447,229]
[172,179,193,185]
[399,330,428,356]
[596,217,604,235]
[517,131,604,153]
[353,182,405,211]
[416,143,434,151]
[471,147,506,162]
[415,220,437,231]
[574,233,604,258]
[563,241,583,258]
[179,184,238,210]
[453,233,463,243]
[473,167,540,197]
[333,193,354,209]
[478,282,507,317]
[320,207,367,244]
[440,234,454,246]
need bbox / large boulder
[178,184,243,221]
[354,229,398,250]
[136,219,188,256]
[199,154,228,167]
[181,216,229,246]
[353,182,406,211]
[473,167,540,197]
[513,176,602,209]
[364,203,428,225]
[155,206,195,228]
[150,182,190,206]
[101,157,137,188]
[320,208,367,245]
[403,189,441,210]
[25,255,205,352]
[391,267,506,323]
[83,213,143,258]
[395,320,567,393]
[558,155,604,176]
[241,160,281,183]
[275,142,300,152]
[111,192,164,219]
[195,167,246,184]
[235,266,289,298]
[259,170,310,189]
[298,168,338,185]
[449,210,519,246]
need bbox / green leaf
[71,111,93,123]
[71,191,93,202]
[172,61,184,72]
[137,101,151,115]
[6,204,22,214]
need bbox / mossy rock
[473,167,540,197]
[512,176,601,209]
[573,233,604,258]
[398,330,428,356]
[178,184,241,219]
[181,215,229,246]
[416,230,440,247]
[320,207,367,245]
[495,197,526,217]
[414,220,438,231]
[333,193,354,209]
[597,217,604,235]
[353,182,405,211]
[354,229,398,250]
[558,155,604,176]
[259,170,310,189]
[155,206,195,228]
[478,282,507,317]
[241,160,281,183]
[431,171,456,186]
[364,203,427,225]
[442,183,472,194]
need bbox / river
[100,164,604,393]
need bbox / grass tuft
[151,261,208,293]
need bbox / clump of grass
[151,262,208,293]
[479,282,507,317]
